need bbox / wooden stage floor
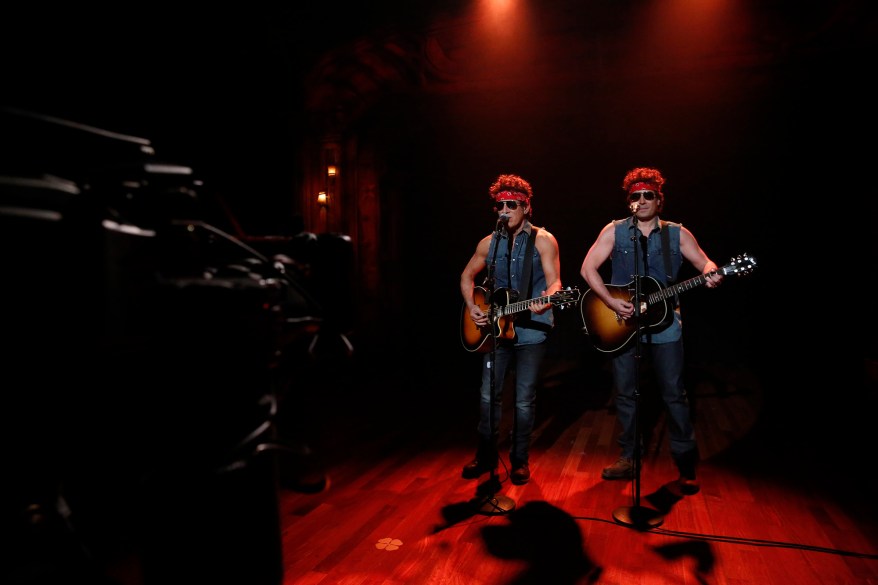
[277,335,878,585]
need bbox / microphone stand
[612,210,663,529]
[476,217,515,516]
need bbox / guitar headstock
[722,253,757,277]
[551,286,581,309]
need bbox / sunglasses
[627,190,657,202]
[493,200,521,211]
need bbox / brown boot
[601,457,633,480]
[511,463,530,485]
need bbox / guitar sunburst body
[580,277,672,354]
[460,287,517,353]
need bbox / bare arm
[580,222,636,318]
[679,226,723,288]
[530,229,562,314]
[460,235,492,326]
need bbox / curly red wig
[489,174,534,217]
[622,167,665,209]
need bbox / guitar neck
[498,293,553,317]
[647,271,715,305]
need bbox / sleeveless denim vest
[611,217,682,343]
[487,222,553,345]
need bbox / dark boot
[510,462,530,485]
[462,436,498,479]
[674,448,700,495]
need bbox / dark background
[3,5,877,582]
[2,1,876,459]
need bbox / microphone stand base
[612,505,663,530]
[477,494,516,516]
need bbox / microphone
[629,202,640,213]
[497,213,510,231]
[499,213,510,223]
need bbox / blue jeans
[611,339,697,465]
[478,341,546,468]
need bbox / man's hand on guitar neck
[702,261,723,288]
[528,290,553,315]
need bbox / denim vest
[487,222,553,345]
[611,217,682,343]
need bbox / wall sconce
[317,191,329,207]
[327,165,337,177]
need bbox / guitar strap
[660,221,679,307]
[518,226,540,334]
[518,226,538,302]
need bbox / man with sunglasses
[579,167,722,493]
[459,173,562,485]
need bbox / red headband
[628,181,658,194]
[493,190,529,202]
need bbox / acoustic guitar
[580,253,756,353]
